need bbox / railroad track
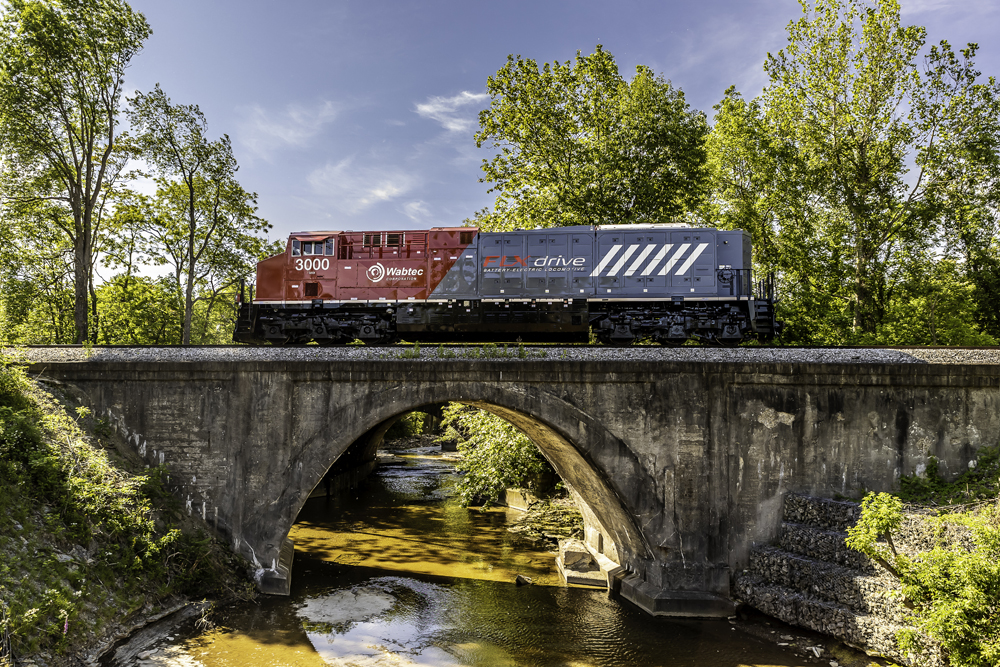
[12,343,1000,351]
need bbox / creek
[110,446,813,667]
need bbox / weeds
[897,448,1000,505]
[397,342,422,359]
[0,357,248,658]
[398,342,547,360]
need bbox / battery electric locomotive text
[233,223,780,346]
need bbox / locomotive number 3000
[295,258,330,271]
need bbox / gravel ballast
[6,345,1000,365]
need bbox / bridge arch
[279,385,655,577]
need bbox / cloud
[414,91,489,133]
[901,0,953,12]
[307,158,417,213]
[901,0,996,15]
[237,101,339,160]
[402,200,432,222]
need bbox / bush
[438,403,551,508]
[848,487,1000,666]
[384,411,429,440]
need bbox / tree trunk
[183,276,194,345]
[73,208,93,344]
[853,235,879,336]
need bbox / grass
[896,447,1000,507]
[0,355,252,662]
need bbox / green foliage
[707,0,1000,344]
[0,208,78,345]
[896,448,1000,505]
[123,85,272,344]
[0,357,247,656]
[384,411,429,440]
[439,403,551,508]
[398,342,422,359]
[846,492,905,575]
[475,45,709,230]
[0,0,151,343]
[95,275,183,344]
[848,462,1000,665]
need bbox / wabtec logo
[366,263,424,282]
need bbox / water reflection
[125,449,811,667]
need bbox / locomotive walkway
[17,347,1000,617]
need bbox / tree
[438,404,551,508]
[94,274,181,344]
[0,196,78,344]
[474,45,709,230]
[0,0,150,342]
[708,0,1000,341]
[125,86,271,344]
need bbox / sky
[123,0,1000,243]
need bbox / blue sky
[124,0,1000,242]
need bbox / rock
[54,552,74,563]
[560,539,593,568]
[514,574,532,586]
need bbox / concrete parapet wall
[24,358,1000,616]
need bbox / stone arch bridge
[28,356,1000,617]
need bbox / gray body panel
[462,226,734,301]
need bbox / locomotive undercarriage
[234,298,778,346]
[590,300,766,347]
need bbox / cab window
[291,240,301,256]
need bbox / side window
[291,240,301,256]
[325,239,334,255]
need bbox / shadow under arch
[278,388,655,588]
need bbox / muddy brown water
[121,448,813,667]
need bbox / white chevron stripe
[590,245,622,277]
[607,244,640,276]
[674,243,710,275]
[641,244,672,276]
[658,244,691,275]
[625,244,656,276]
